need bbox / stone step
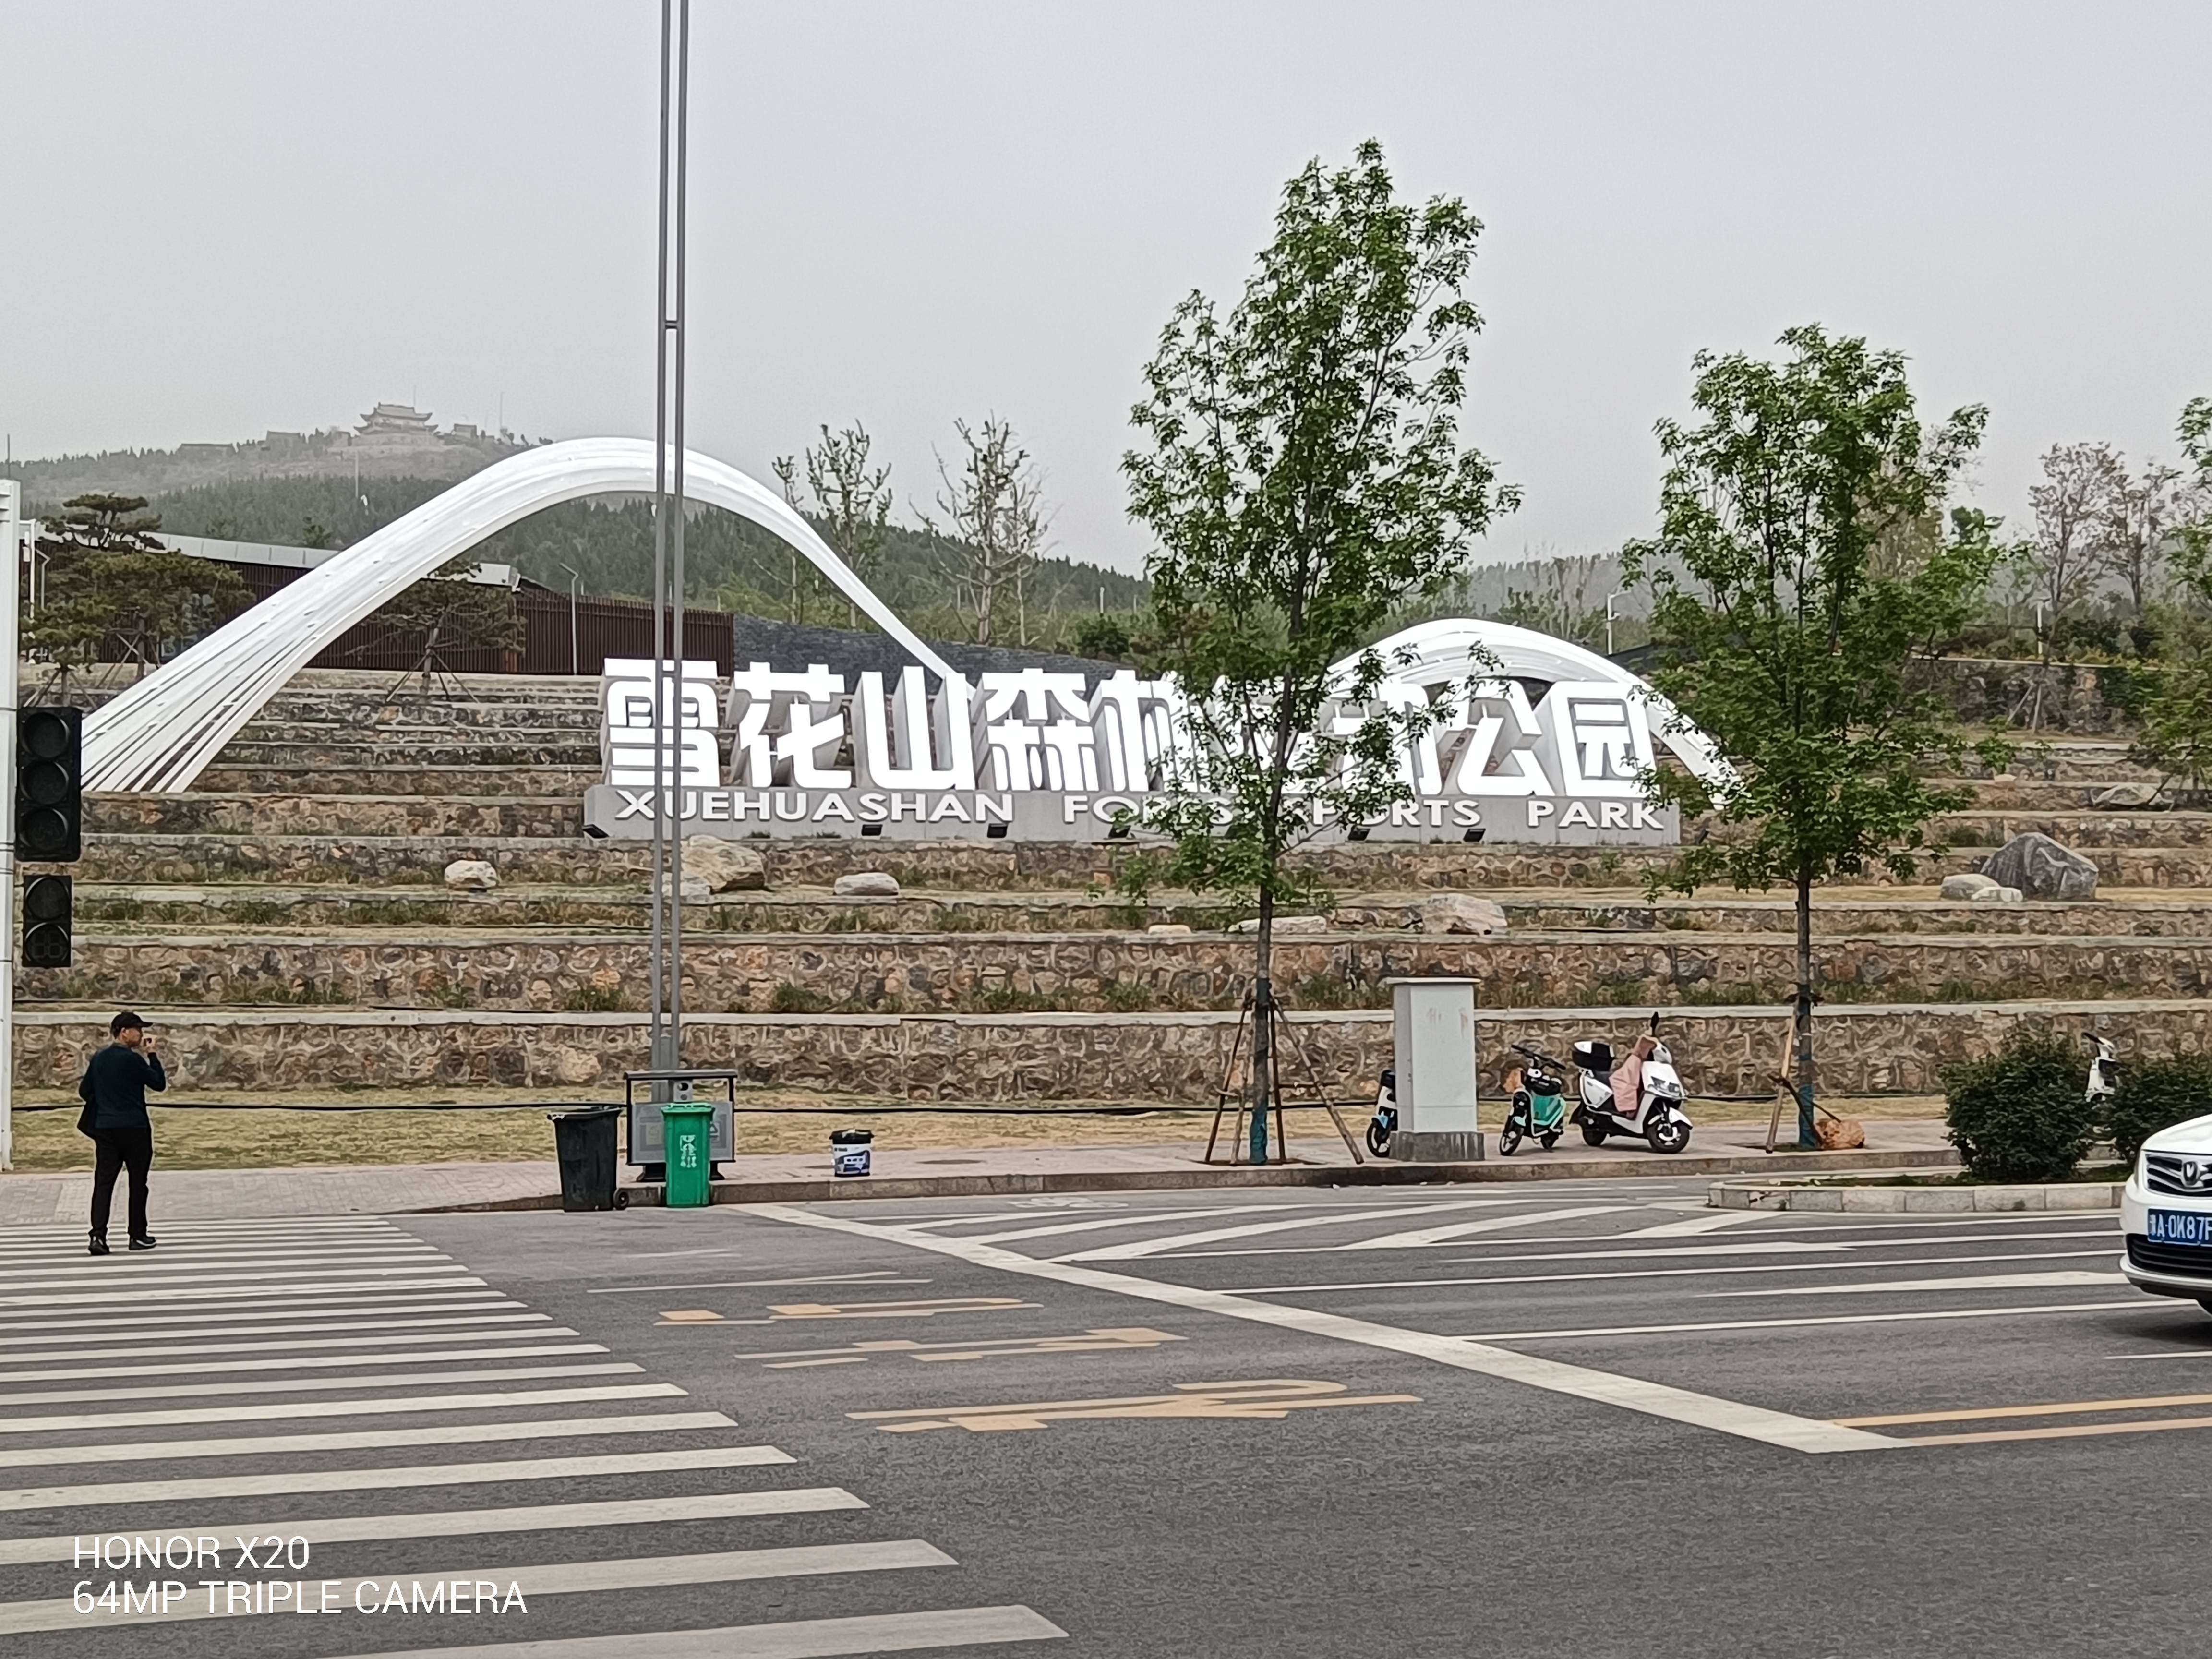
[64,880,2212,939]
[1940,809,2212,849]
[213,740,604,770]
[190,765,601,798]
[85,795,587,841]
[14,997,2207,1100]
[28,926,2212,1013]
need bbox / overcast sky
[4,1,2209,575]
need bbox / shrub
[2105,1056,2212,1168]
[1942,1031,2095,1182]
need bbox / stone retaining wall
[15,998,2210,1099]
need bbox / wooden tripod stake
[1205,991,1366,1166]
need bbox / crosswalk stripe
[0,1340,609,1383]
[0,1318,564,1358]
[0,1409,739,1469]
[0,1275,487,1310]
[0,1540,958,1634]
[0,1381,685,1434]
[0,1360,642,1408]
[0,1486,863,1562]
[1058,1200,1531,1261]
[1617,1209,1779,1238]
[0,1443,798,1513]
[315,1605,1070,1658]
[0,1262,472,1297]
[1338,1206,1629,1250]
[0,1245,443,1269]
[956,1205,1312,1246]
[0,1292,518,1334]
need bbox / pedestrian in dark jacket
[80,1011,166,1255]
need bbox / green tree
[771,421,894,629]
[2122,400,2212,790]
[357,557,526,686]
[31,493,250,685]
[930,416,1049,647]
[1623,326,2007,1148]
[1120,139,1516,1163]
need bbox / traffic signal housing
[22,875,71,968]
[15,706,84,864]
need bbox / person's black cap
[110,1011,145,1036]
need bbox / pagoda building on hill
[358,402,438,436]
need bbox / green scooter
[1498,1042,1567,1155]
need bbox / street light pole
[0,482,20,1171]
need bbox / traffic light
[15,706,84,863]
[22,875,71,967]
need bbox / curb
[1709,1178,2121,1213]
[409,1143,1960,1212]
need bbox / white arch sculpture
[1352,616,1733,786]
[83,437,954,794]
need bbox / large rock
[1981,832,2099,902]
[1970,884,2024,904]
[681,838,768,893]
[834,871,901,898]
[1939,873,2000,901]
[1418,894,1509,935]
[1228,915,1329,935]
[443,859,499,892]
[2091,781,2162,810]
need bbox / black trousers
[89,1128,154,1240]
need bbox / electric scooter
[1498,1042,1567,1155]
[1367,1068,1398,1158]
[2086,1034,2121,1104]
[1568,1012,1694,1154]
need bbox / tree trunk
[1250,887,1275,1166]
[1794,865,1816,1149]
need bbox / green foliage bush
[2106,1056,2212,1167]
[1942,1032,2095,1182]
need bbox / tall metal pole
[0,482,21,1171]
[647,0,674,1073]
[666,0,691,1064]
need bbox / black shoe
[128,1235,157,1251]
[87,1234,110,1256]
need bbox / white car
[2121,1115,2212,1310]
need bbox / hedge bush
[1942,1032,2096,1182]
[2106,1056,2212,1167]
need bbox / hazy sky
[4,1,2209,575]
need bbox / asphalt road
[7,1178,2200,1659]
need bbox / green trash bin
[660,1101,717,1208]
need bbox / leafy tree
[1119,139,1517,1163]
[1623,326,2006,1148]
[1072,611,1138,663]
[356,556,526,686]
[2105,1054,2212,1169]
[30,493,250,685]
[929,416,1049,646]
[2018,443,2123,650]
[2123,401,2212,791]
[771,421,894,629]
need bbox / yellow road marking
[1835,1391,2212,1427]
[848,1378,1419,1433]
[741,1328,1181,1366]
[660,1310,724,1323]
[1906,1414,2212,1446]
[658,1298,1035,1327]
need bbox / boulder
[1228,915,1330,935]
[1981,831,2099,902]
[834,871,901,898]
[1814,1114,1866,1151]
[1939,873,1999,901]
[681,838,768,892]
[1418,894,1509,935]
[1145,923,1193,936]
[2091,781,2162,810]
[443,858,499,892]
[1968,884,2024,904]
[656,875,711,901]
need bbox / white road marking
[957,1206,1319,1245]
[0,1263,473,1302]
[0,1318,563,1358]
[0,1340,609,1383]
[0,1275,487,1310]
[1339,1206,1629,1250]
[1057,1200,1536,1262]
[0,1245,442,1270]
[0,1293,518,1334]
[0,1409,739,1470]
[315,1605,1069,1659]
[1618,1210,1779,1237]
[0,1381,684,1435]
[0,1541,957,1634]
[1455,1300,2147,1341]
[589,1274,929,1296]
[753,1205,1898,1455]
[0,1444,798,1514]
[1233,1248,2121,1296]
[1706,1270,2128,1298]
[0,1360,642,1407]
[0,1486,862,1562]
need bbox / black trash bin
[548,1107,627,1212]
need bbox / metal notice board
[624,1070,739,1164]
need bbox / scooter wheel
[1580,1123,1608,1147]
[1497,1126,1521,1157]
[1646,1118,1691,1155]
[1365,1123,1392,1158]
[1539,1133,1559,1151]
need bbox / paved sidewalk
[0,1119,1956,1222]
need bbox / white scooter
[1569,1012,1694,1155]
[2085,1034,2121,1104]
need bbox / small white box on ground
[1385,977,1482,1162]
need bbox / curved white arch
[1347,616,1734,785]
[83,438,954,793]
